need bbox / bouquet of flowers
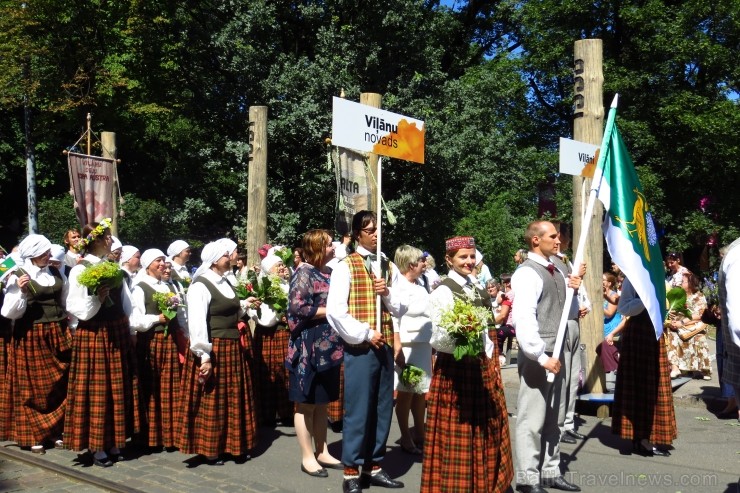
[235,270,288,318]
[153,291,185,336]
[437,295,492,361]
[272,246,294,269]
[77,261,125,306]
[400,364,426,393]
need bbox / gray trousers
[515,353,564,486]
[559,320,581,433]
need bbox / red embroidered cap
[445,236,476,252]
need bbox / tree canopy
[1,0,737,275]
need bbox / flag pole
[375,157,383,336]
[547,94,619,383]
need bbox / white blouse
[1,262,69,320]
[392,275,432,344]
[66,254,133,325]
[129,274,171,332]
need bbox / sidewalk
[2,337,738,493]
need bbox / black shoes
[342,477,362,493]
[542,475,581,491]
[565,429,586,440]
[317,460,344,470]
[93,456,114,467]
[633,440,671,457]
[560,434,577,444]
[361,470,405,488]
[516,485,549,493]
[301,464,329,477]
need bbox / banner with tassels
[67,152,116,227]
[331,147,373,235]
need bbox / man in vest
[327,210,406,493]
[512,220,582,493]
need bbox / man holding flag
[593,95,676,456]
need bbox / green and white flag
[0,255,17,283]
[592,96,666,339]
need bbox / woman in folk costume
[611,277,676,456]
[162,257,190,366]
[119,245,141,289]
[250,254,293,426]
[0,235,72,453]
[130,249,183,450]
[421,236,513,493]
[65,220,139,467]
[177,241,260,465]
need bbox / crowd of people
[0,212,737,493]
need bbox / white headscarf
[120,245,139,265]
[50,244,66,264]
[140,248,166,271]
[261,254,282,274]
[18,234,52,260]
[167,240,189,258]
[218,238,237,255]
[475,249,484,265]
[192,241,228,282]
[110,236,122,252]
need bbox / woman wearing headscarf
[120,245,141,288]
[0,234,72,453]
[421,236,513,493]
[167,240,192,286]
[130,249,183,450]
[287,229,343,476]
[251,254,292,426]
[65,220,139,467]
[177,241,259,465]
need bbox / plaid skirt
[65,316,140,452]
[6,320,72,446]
[253,324,292,423]
[421,353,514,493]
[0,324,12,440]
[177,338,257,457]
[327,363,344,423]
[612,311,677,445]
[136,330,182,447]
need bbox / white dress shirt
[130,274,171,332]
[187,270,248,363]
[66,255,133,325]
[326,246,405,345]
[171,261,191,282]
[722,243,740,346]
[1,262,69,320]
[511,252,563,366]
[429,270,495,358]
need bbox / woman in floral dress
[666,271,712,379]
[286,229,344,476]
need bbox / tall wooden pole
[101,132,118,236]
[246,106,268,269]
[573,40,606,408]
[360,93,382,215]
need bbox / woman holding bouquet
[65,220,139,467]
[421,236,513,493]
[0,234,72,453]
[251,254,292,426]
[178,241,259,465]
[130,249,182,450]
[391,245,433,455]
[286,229,344,476]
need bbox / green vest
[18,266,67,324]
[138,282,169,333]
[194,277,240,340]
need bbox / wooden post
[246,106,268,270]
[101,132,118,236]
[360,92,382,215]
[573,39,608,416]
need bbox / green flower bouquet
[437,295,492,361]
[77,261,125,307]
[400,364,426,393]
[152,291,185,336]
[235,270,288,318]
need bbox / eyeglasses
[360,227,377,235]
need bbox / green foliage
[36,194,78,246]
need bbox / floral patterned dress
[285,263,343,404]
[667,291,712,374]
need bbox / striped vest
[345,253,394,342]
[521,258,565,352]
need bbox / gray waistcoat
[521,258,566,352]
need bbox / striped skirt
[136,330,182,448]
[327,363,344,423]
[177,338,258,457]
[65,317,139,452]
[253,324,292,424]
[0,324,12,440]
[421,353,513,493]
[6,321,72,446]
[612,311,677,446]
